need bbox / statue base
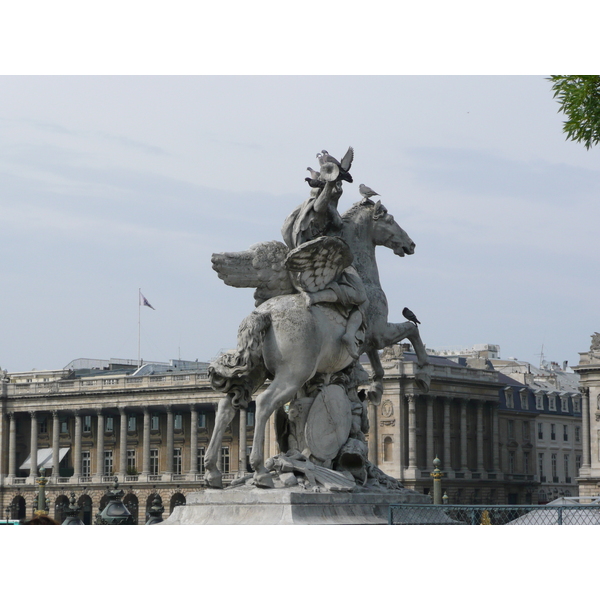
[160,487,431,525]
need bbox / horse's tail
[208,311,271,409]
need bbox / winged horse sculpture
[204,148,431,488]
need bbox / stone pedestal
[160,487,430,525]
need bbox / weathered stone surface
[160,487,430,525]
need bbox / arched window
[383,436,393,462]
[78,494,93,525]
[123,493,139,524]
[11,496,26,521]
[54,494,70,524]
[170,493,186,514]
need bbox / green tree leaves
[549,75,600,150]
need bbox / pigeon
[305,177,325,188]
[317,149,353,183]
[402,307,421,325]
[307,167,320,179]
[359,184,380,199]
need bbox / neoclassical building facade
[4,347,583,522]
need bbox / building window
[551,453,557,481]
[197,413,206,429]
[522,421,530,441]
[538,422,543,440]
[151,414,160,431]
[197,446,205,474]
[573,397,581,413]
[535,394,544,410]
[508,451,515,474]
[105,416,114,433]
[150,448,159,475]
[563,424,568,442]
[82,451,91,477]
[561,396,569,412]
[524,452,530,474]
[247,412,255,427]
[174,448,182,475]
[127,449,136,473]
[38,417,48,435]
[383,436,393,462]
[551,424,556,440]
[576,455,582,473]
[174,413,183,431]
[564,454,570,481]
[221,447,230,474]
[83,415,92,433]
[128,416,137,433]
[520,390,529,410]
[103,450,113,476]
[549,395,557,411]
[538,453,544,481]
[507,420,514,439]
[60,418,69,434]
[575,426,581,442]
[505,388,514,408]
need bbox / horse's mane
[341,198,387,223]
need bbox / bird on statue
[317,148,354,183]
[359,183,380,199]
[306,167,320,179]
[305,176,325,188]
[402,307,421,325]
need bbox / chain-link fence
[388,504,600,525]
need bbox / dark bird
[359,184,380,199]
[402,307,421,325]
[305,177,325,188]
[317,149,353,183]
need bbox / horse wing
[284,236,353,293]
[211,240,295,306]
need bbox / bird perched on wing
[402,307,421,325]
[359,184,380,199]
[317,147,354,183]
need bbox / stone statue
[204,148,431,490]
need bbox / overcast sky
[2,74,599,373]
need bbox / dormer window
[504,387,514,409]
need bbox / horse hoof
[204,470,223,489]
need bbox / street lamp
[145,496,164,525]
[95,477,134,525]
[34,467,49,517]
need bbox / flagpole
[138,288,141,368]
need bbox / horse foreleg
[379,322,430,368]
[204,394,237,489]
[250,379,304,488]
[367,349,384,405]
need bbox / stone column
[581,387,591,468]
[407,394,417,469]
[476,400,485,472]
[52,411,60,480]
[367,400,378,466]
[118,408,127,477]
[238,408,247,476]
[29,411,38,479]
[165,406,174,475]
[8,412,16,478]
[443,397,452,472]
[0,407,4,482]
[460,399,469,472]
[492,403,500,472]
[142,407,150,476]
[95,410,105,478]
[189,406,198,476]
[73,412,82,480]
[425,396,434,468]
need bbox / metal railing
[389,504,600,525]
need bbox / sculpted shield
[304,384,353,462]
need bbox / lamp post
[145,496,164,525]
[431,457,444,505]
[34,468,49,517]
[95,477,134,525]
